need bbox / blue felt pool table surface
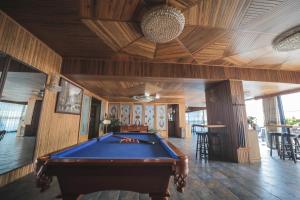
[51,133,179,160]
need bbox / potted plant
[107,118,121,133]
[247,116,257,130]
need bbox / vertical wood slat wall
[0,10,106,186]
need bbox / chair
[0,130,6,141]
[195,131,208,161]
[293,135,300,161]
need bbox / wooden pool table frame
[35,134,188,200]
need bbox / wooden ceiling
[1,0,300,71]
[66,75,211,106]
[66,75,300,106]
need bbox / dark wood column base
[149,192,170,200]
[62,194,80,200]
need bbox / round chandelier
[132,92,160,103]
[273,25,300,52]
[141,6,185,43]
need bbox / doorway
[88,98,102,139]
[167,104,180,137]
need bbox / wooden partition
[205,80,248,162]
[0,10,104,186]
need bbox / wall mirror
[0,52,47,174]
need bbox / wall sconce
[45,74,62,92]
[102,113,111,134]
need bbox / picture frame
[55,78,83,115]
[79,95,92,135]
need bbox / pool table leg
[149,191,170,200]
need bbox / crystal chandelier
[141,6,185,43]
[273,25,300,52]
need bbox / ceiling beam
[62,57,300,84]
[252,87,300,100]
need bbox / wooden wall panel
[0,11,64,186]
[0,11,103,186]
[205,80,248,162]
[0,11,68,187]
[0,11,61,74]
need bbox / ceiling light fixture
[141,6,185,43]
[132,93,160,103]
[272,25,300,52]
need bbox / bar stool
[195,131,208,161]
[191,124,196,135]
[269,132,282,157]
[294,135,300,160]
[0,130,6,141]
[281,134,297,163]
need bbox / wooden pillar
[205,80,248,162]
[262,97,280,146]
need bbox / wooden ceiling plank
[155,39,191,60]
[239,0,300,34]
[80,0,141,21]
[239,0,285,27]
[122,37,156,59]
[3,0,300,71]
[193,33,231,64]
[62,58,300,84]
[184,0,251,29]
[167,0,199,11]
[179,26,226,54]
[82,19,142,51]
[82,19,119,51]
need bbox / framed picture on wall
[156,104,167,131]
[55,78,83,114]
[144,104,155,130]
[120,104,131,125]
[133,104,143,125]
[79,95,92,135]
[108,103,120,119]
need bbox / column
[262,96,280,146]
[205,80,248,162]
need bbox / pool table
[35,132,188,200]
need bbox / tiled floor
[0,132,36,174]
[0,136,299,200]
